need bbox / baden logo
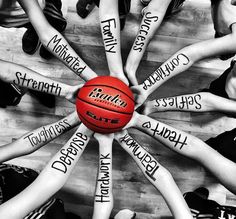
[88,88,127,108]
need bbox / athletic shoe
[140,0,151,6]
[76,0,95,18]
[22,25,40,55]
[28,89,56,108]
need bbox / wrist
[65,111,81,126]
[60,84,71,98]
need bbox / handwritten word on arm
[115,130,193,219]
[92,133,114,219]
[0,124,93,219]
[0,111,80,163]
[127,112,236,195]
[18,0,97,81]
[99,0,128,84]
[0,59,82,101]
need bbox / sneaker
[76,0,95,18]
[140,0,151,6]
[39,46,53,60]
[28,89,56,108]
[41,0,67,59]
[22,25,40,55]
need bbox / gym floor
[0,0,235,218]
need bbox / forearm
[141,34,236,97]
[0,111,80,163]
[126,0,170,75]
[0,124,93,219]
[99,0,123,76]
[0,59,74,97]
[115,130,192,219]
[130,113,236,194]
[18,0,97,81]
[92,137,113,219]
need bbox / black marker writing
[142,121,188,150]
[47,35,87,76]
[133,12,158,52]
[95,153,111,203]
[101,18,117,53]
[155,95,202,110]
[119,134,159,181]
[51,132,88,173]
[142,53,190,90]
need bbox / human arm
[18,0,97,81]
[133,32,236,106]
[99,0,128,84]
[0,123,93,219]
[126,112,236,194]
[92,133,114,219]
[0,59,83,103]
[115,130,192,219]
[125,0,172,85]
[141,92,236,115]
[0,111,80,163]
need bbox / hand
[65,83,84,103]
[94,132,114,144]
[110,71,129,86]
[131,84,149,109]
[124,65,138,86]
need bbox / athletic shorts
[205,128,236,163]
[199,60,236,99]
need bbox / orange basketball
[76,76,135,133]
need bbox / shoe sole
[23,40,41,55]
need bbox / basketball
[76,76,135,133]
